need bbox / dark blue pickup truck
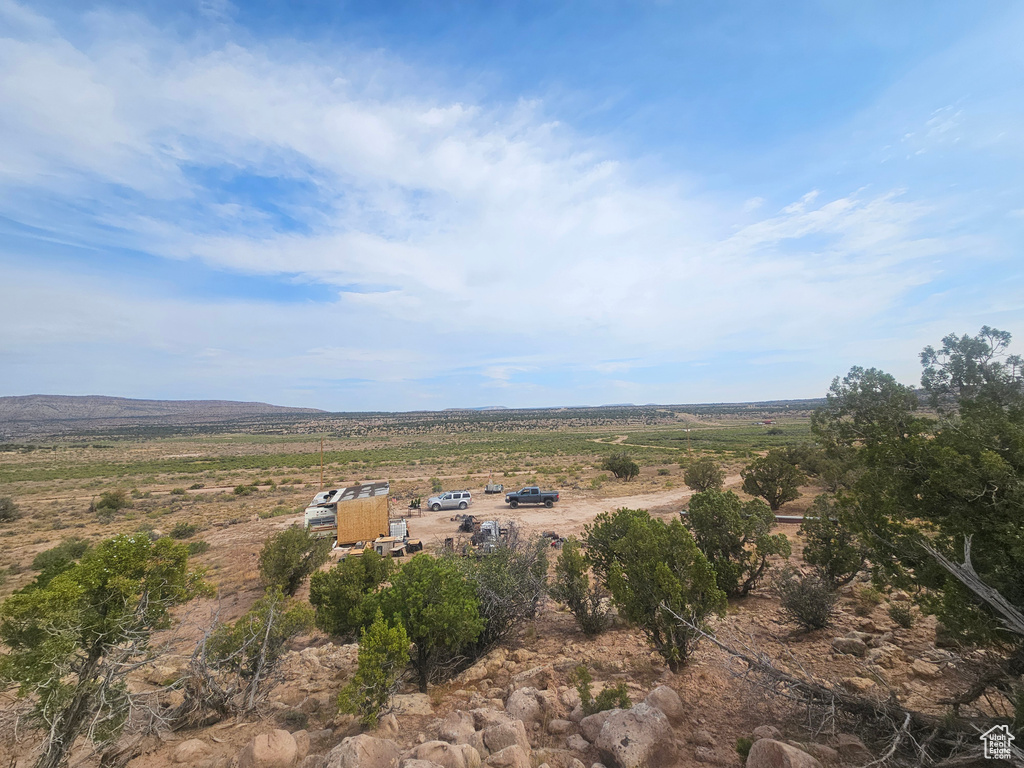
[505,486,560,508]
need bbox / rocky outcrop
[746,740,822,768]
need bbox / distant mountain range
[0,395,323,438]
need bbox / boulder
[238,730,299,768]
[548,720,573,736]
[643,686,684,725]
[402,762,443,768]
[506,689,543,726]
[866,644,904,669]
[840,677,876,694]
[300,757,328,768]
[857,619,877,633]
[468,732,489,759]
[511,666,550,689]
[410,742,467,768]
[482,721,530,755]
[472,709,513,731]
[439,712,477,745]
[484,746,531,768]
[578,711,612,744]
[293,731,310,762]
[746,740,822,768]
[693,746,716,764]
[459,745,481,768]
[392,694,434,716]
[801,744,838,763]
[560,688,582,711]
[568,761,585,768]
[326,735,402,768]
[831,638,867,657]
[593,704,673,768]
[308,730,336,753]
[690,731,715,748]
[565,735,590,753]
[752,726,781,742]
[911,659,941,679]
[174,739,210,764]
[845,631,873,643]
[568,705,584,724]
[833,734,871,762]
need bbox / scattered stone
[834,734,871,762]
[752,726,782,742]
[746,740,822,768]
[440,712,477,745]
[593,704,673,768]
[238,730,299,768]
[392,694,434,716]
[548,720,573,736]
[482,721,530,755]
[840,677,876,694]
[484,746,531,768]
[691,731,715,748]
[643,686,684,725]
[831,638,867,657]
[174,739,210,764]
[506,689,543,726]
[326,735,402,768]
[565,736,589,753]
[911,659,941,679]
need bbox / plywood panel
[336,494,389,545]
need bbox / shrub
[429,478,443,493]
[0,497,21,523]
[258,526,331,596]
[683,458,725,493]
[601,451,640,481]
[888,601,915,628]
[337,609,410,727]
[170,488,186,496]
[95,489,132,512]
[258,506,294,519]
[188,483,205,490]
[741,451,805,510]
[187,540,211,556]
[309,550,394,639]
[687,490,791,597]
[777,568,838,630]
[735,737,753,760]
[234,484,256,496]
[585,508,725,671]
[853,586,884,617]
[170,522,199,539]
[569,665,631,715]
[799,495,865,586]
[31,537,91,573]
[550,537,608,637]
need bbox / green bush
[741,451,805,510]
[188,483,205,490]
[687,490,791,597]
[309,550,394,639]
[95,489,132,512]
[170,522,198,539]
[338,609,410,727]
[777,568,838,630]
[169,488,186,496]
[683,458,725,493]
[550,537,608,637]
[234,484,257,496]
[888,601,915,628]
[569,665,631,715]
[799,495,865,586]
[0,497,21,523]
[258,526,331,596]
[31,537,91,573]
[853,586,884,617]
[187,540,211,556]
[601,451,640,481]
[735,737,753,760]
[430,477,443,493]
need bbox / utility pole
[320,437,324,490]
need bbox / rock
[643,686,684,726]
[326,735,402,768]
[593,704,673,768]
[911,659,941,679]
[746,740,822,768]
[857,619,877,633]
[694,746,716,763]
[561,688,582,711]
[830,638,867,657]
[548,720,573,735]
[834,735,871,762]
[472,710,513,731]
[174,739,210,764]
[392,694,434,716]
[308,730,335,753]
[565,736,590,753]
[867,632,893,649]
[300,757,328,768]
[844,631,873,642]
[402,762,443,768]
[691,731,715,748]
[578,711,612,744]
[506,689,543,725]
[468,732,489,759]
[568,705,584,724]
[752,726,782,742]
[801,744,838,763]
[568,760,585,768]
[293,732,310,762]
[440,712,477,745]
[866,644,905,669]
[890,590,910,602]
[238,730,298,768]
[378,715,400,737]
[484,746,531,768]
[459,745,481,768]
[411,741,467,768]
[934,622,960,649]
[511,666,550,689]
[840,677,876,694]
[482,721,530,755]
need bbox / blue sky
[1,1,1022,411]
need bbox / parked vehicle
[504,486,559,508]
[485,481,504,494]
[427,490,472,511]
